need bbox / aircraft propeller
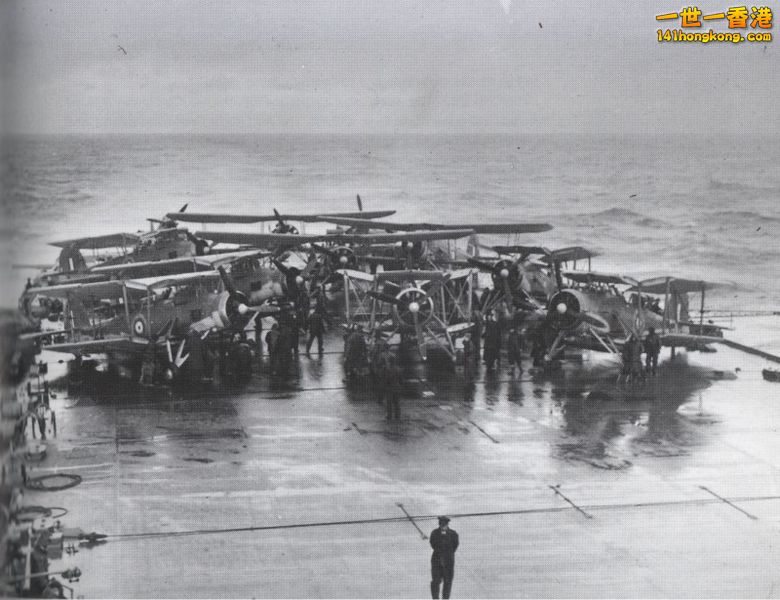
[271,258,306,299]
[272,209,300,235]
[216,265,273,322]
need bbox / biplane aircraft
[541,271,744,367]
[23,205,206,287]
[312,215,555,272]
[467,245,598,315]
[20,250,281,322]
[196,228,478,289]
[20,262,285,386]
[167,194,395,240]
[337,268,476,363]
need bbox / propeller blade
[179,203,188,213]
[217,266,238,296]
[412,310,427,360]
[239,303,283,316]
[157,318,176,341]
[173,340,185,367]
[356,194,363,212]
[166,339,173,364]
[273,208,285,228]
[272,258,292,277]
[301,252,318,279]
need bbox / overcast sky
[1,0,777,135]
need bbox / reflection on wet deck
[30,326,780,598]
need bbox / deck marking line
[99,495,780,542]
[468,419,499,443]
[699,486,758,520]
[549,485,593,519]
[396,503,428,540]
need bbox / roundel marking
[132,316,148,336]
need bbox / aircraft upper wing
[50,232,141,249]
[196,231,325,248]
[22,280,125,300]
[541,246,598,263]
[124,271,222,292]
[562,271,638,286]
[170,210,395,224]
[316,216,553,234]
[630,277,722,294]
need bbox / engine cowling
[547,290,610,334]
[329,246,357,270]
[392,287,434,330]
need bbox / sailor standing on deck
[483,313,501,371]
[644,327,661,376]
[430,516,459,599]
[462,334,475,380]
[507,327,523,376]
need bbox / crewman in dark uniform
[276,324,293,375]
[471,309,483,360]
[643,327,661,376]
[288,311,300,358]
[380,350,402,420]
[306,310,325,355]
[619,334,642,384]
[430,516,459,599]
[507,327,523,376]
[296,286,310,331]
[483,313,501,371]
[531,325,547,367]
[343,326,367,380]
[265,324,280,375]
[462,334,475,380]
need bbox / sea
[2,133,778,313]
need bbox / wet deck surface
[27,317,780,597]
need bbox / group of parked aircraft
[16,196,743,387]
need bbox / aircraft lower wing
[41,336,148,355]
[22,280,125,300]
[329,229,475,244]
[336,269,375,282]
[196,231,325,248]
[660,333,729,347]
[446,323,473,335]
[198,229,475,248]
